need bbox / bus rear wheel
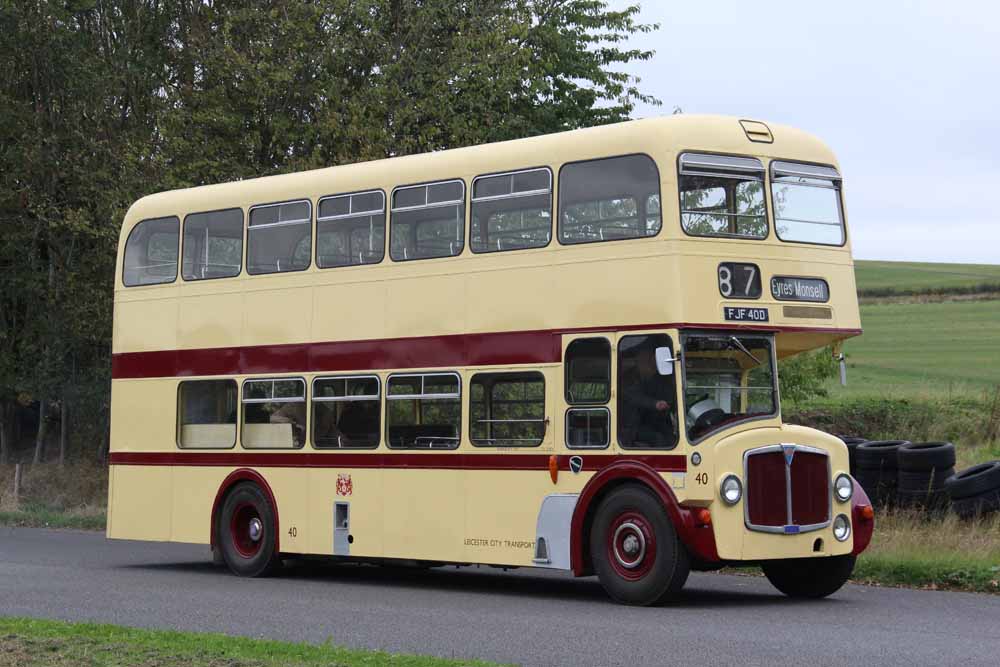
[217,482,281,577]
[762,554,855,599]
[589,484,690,605]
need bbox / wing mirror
[655,347,681,376]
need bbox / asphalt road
[1,528,999,666]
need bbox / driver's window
[618,334,678,449]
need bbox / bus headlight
[834,474,853,502]
[833,514,851,542]
[720,475,743,505]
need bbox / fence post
[12,463,21,508]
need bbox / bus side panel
[385,275,465,339]
[465,266,557,333]
[313,282,386,342]
[462,469,590,567]
[243,286,313,346]
[382,469,464,561]
[110,379,177,454]
[177,291,244,350]
[307,467,384,557]
[170,467,227,544]
[107,465,173,542]
[114,296,178,353]
[258,467,310,554]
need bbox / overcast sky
[611,0,999,264]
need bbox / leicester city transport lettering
[723,306,769,322]
[770,276,830,302]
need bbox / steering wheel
[687,397,728,437]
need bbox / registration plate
[723,306,769,322]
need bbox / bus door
[563,334,614,451]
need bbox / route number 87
[718,262,762,299]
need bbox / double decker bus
[108,114,874,605]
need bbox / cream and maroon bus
[108,114,874,605]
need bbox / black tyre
[951,489,1000,519]
[855,440,908,468]
[945,461,1000,500]
[216,482,282,577]
[897,442,956,471]
[855,465,897,507]
[762,554,856,599]
[897,488,950,513]
[898,467,953,493]
[589,484,690,606]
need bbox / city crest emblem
[336,474,353,497]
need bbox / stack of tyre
[839,436,868,476]
[945,461,1000,519]
[853,440,908,507]
[897,442,955,511]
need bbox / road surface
[1,527,998,665]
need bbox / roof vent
[740,119,773,144]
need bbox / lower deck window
[177,380,237,448]
[242,378,306,449]
[386,373,461,449]
[470,372,545,447]
[313,376,380,448]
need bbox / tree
[778,347,839,405]
[0,0,171,461]
[0,0,660,462]
[158,0,659,184]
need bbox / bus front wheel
[216,482,281,577]
[589,484,690,605]
[762,554,855,598]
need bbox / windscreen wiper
[728,336,762,366]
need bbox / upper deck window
[771,161,845,246]
[123,216,179,287]
[471,168,552,252]
[247,200,312,274]
[182,208,243,280]
[317,190,385,268]
[679,153,766,239]
[390,180,465,261]
[559,155,661,244]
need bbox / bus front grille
[744,445,830,534]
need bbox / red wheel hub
[230,502,263,558]
[607,511,657,580]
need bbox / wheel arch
[569,460,719,576]
[210,468,281,552]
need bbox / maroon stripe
[109,451,687,472]
[111,323,862,379]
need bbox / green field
[831,298,1000,398]
[821,260,1000,399]
[854,260,1000,295]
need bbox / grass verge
[852,508,1000,593]
[0,505,105,530]
[0,617,501,667]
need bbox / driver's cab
[678,331,779,444]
